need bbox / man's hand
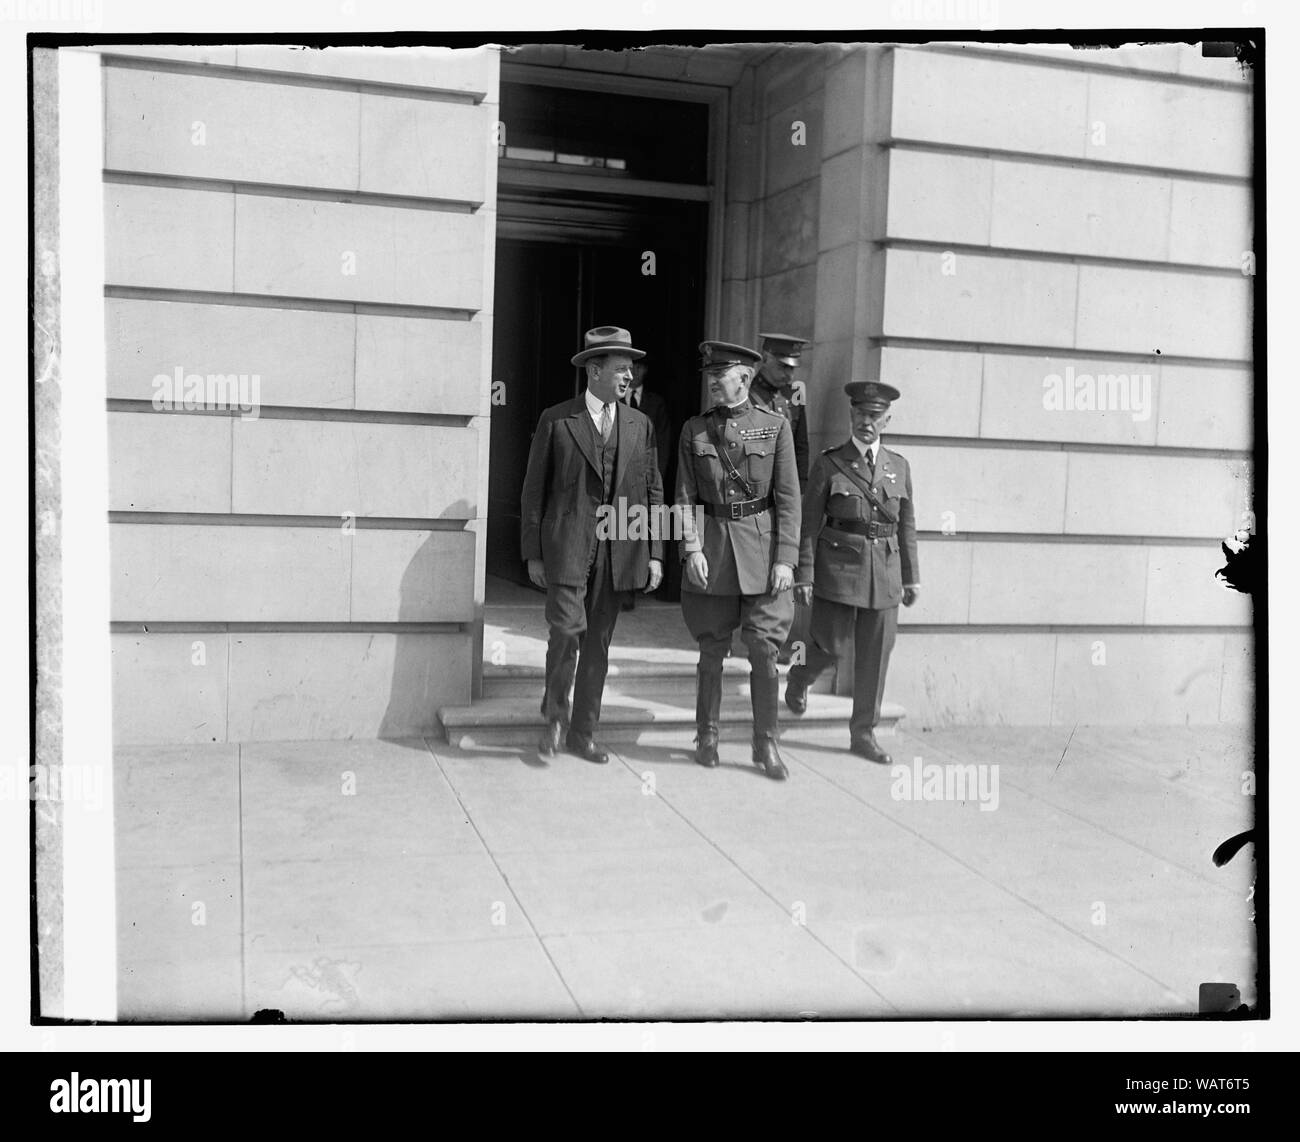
[644,559,663,593]
[902,585,920,607]
[794,584,813,607]
[527,559,547,590]
[684,552,709,590]
[770,562,794,593]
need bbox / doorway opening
[486,76,716,602]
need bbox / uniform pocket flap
[692,441,719,457]
[741,440,770,456]
[828,473,864,498]
[818,529,867,554]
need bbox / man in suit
[520,326,665,763]
[749,333,811,487]
[784,381,920,764]
[676,341,801,780]
[623,359,672,488]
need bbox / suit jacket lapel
[613,400,635,493]
[562,396,601,477]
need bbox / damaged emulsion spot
[1212,829,1254,868]
[1213,517,1258,872]
[1217,530,1258,595]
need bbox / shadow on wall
[379,499,475,741]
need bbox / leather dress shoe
[694,730,720,768]
[537,719,564,757]
[753,737,788,781]
[849,733,892,765]
[784,677,808,716]
[565,731,609,764]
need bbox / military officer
[676,341,802,780]
[784,381,920,764]
[750,333,811,486]
[752,333,813,664]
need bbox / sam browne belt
[826,519,896,538]
[703,495,774,520]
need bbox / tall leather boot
[750,671,788,781]
[694,664,722,768]
[784,664,809,716]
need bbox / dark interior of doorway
[487,194,709,600]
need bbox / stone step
[480,660,834,701]
[438,690,905,749]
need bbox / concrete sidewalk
[114,724,1256,1021]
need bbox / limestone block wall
[102,45,500,743]
[720,47,827,354]
[724,43,1254,725]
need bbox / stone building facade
[94,40,1254,742]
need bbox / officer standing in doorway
[750,333,811,487]
[750,333,813,666]
[784,381,920,764]
[676,341,801,780]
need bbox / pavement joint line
[965,724,1250,803]
[1047,728,1249,811]
[536,917,830,944]
[419,736,586,1019]
[911,730,1249,900]
[244,931,557,956]
[987,733,1253,842]
[780,734,1192,1008]
[606,743,900,1016]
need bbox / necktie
[600,403,613,441]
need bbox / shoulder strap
[707,412,756,499]
[825,451,898,524]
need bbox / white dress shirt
[584,388,614,430]
[849,435,918,589]
[851,436,880,466]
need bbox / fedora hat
[571,326,646,367]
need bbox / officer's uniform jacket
[749,375,809,486]
[675,402,801,596]
[520,395,664,590]
[796,439,918,609]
